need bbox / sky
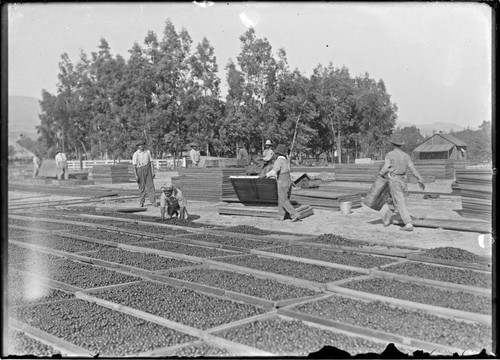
[7,2,492,129]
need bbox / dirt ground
[8,171,493,258]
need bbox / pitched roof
[437,133,468,146]
[8,139,35,159]
[413,143,454,153]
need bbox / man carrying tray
[379,135,425,231]
[259,143,301,222]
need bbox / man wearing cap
[55,150,68,180]
[160,184,188,220]
[189,143,201,167]
[379,135,425,232]
[259,143,301,222]
[132,140,156,207]
[262,140,274,162]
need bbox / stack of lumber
[332,164,382,182]
[291,189,363,211]
[455,168,492,222]
[178,168,246,202]
[319,182,369,195]
[91,164,132,184]
[413,160,454,179]
[127,164,137,182]
[290,166,334,173]
[219,203,313,219]
[230,176,278,204]
[407,175,436,183]
[453,160,473,171]
[193,156,246,168]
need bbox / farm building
[413,133,467,160]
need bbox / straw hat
[274,144,287,156]
[389,136,405,147]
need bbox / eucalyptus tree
[153,20,194,158]
[223,28,280,154]
[310,63,356,163]
[353,73,398,160]
[185,37,224,156]
[268,52,318,162]
[38,53,81,158]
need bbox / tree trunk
[337,131,342,164]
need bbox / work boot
[400,223,414,232]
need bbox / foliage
[35,21,402,164]
[449,121,492,163]
[393,125,425,156]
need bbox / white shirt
[189,149,200,164]
[132,149,152,167]
[55,152,67,165]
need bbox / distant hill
[397,121,467,137]
[8,96,42,136]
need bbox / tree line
[26,19,489,164]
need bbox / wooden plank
[10,268,83,292]
[276,309,465,354]
[326,285,491,324]
[293,241,418,258]
[78,281,144,294]
[205,260,325,291]
[9,317,91,356]
[135,341,202,357]
[406,254,491,272]
[370,269,491,296]
[118,243,212,263]
[274,293,329,308]
[225,291,275,308]
[204,311,277,336]
[203,334,276,356]
[250,249,371,274]
[412,218,491,233]
[75,292,205,338]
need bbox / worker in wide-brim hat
[259,143,301,222]
[160,183,188,220]
[55,148,68,180]
[189,142,201,168]
[379,134,425,232]
[263,139,274,163]
[132,139,156,207]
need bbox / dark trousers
[277,183,298,220]
[137,164,155,205]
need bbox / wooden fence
[67,158,187,171]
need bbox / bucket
[339,201,352,215]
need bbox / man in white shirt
[55,150,68,180]
[262,140,274,162]
[132,140,156,207]
[189,143,201,167]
